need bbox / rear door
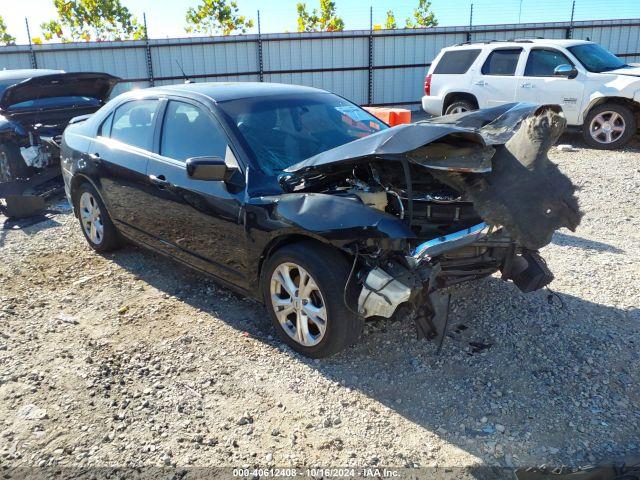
[143,98,248,286]
[473,48,523,108]
[515,47,585,124]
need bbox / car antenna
[175,59,193,84]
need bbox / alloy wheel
[450,105,468,114]
[79,191,104,245]
[589,111,626,144]
[270,262,327,347]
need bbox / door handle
[474,80,487,86]
[88,153,101,163]
[149,174,170,188]
[520,83,533,88]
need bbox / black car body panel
[61,82,581,333]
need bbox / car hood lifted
[271,103,582,345]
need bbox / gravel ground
[0,133,639,475]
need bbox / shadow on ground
[108,244,640,469]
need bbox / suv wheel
[262,241,363,358]
[583,103,636,149]
[74,182,123,253]
[444,100,476,116]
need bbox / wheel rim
[589,111,625,144]
[270,262,327,347]
[450,105,468,114]
[79,192,104,245]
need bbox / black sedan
[61,82,580,358]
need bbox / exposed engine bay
[273,103,582,344]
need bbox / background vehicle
[422,39,640,149]
[61,83,579,358]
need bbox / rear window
[433,49,481,74]
[481,48,522,76]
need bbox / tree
[185,0,253,36]
[0,15,15,45]
[405,0,438,28]
[40,0,145,42]
[385,10,397,29]
[296,0,344,32]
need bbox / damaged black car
[61,83,581,358]
[0,69,119,217]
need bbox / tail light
[424,73,432,96]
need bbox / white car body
[422,39,640,127]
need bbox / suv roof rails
[454,39,536,46]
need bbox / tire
[73,182,123,253]
[582,103,636,149]
[444,100,477,116]
[0,142,31,181]
[261,241,363,358]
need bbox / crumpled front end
[277,103,581,341]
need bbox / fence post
[25,18,37,69]
[467,4,473,42]
[566,0,576,39]
[143,13,155,86]
[257,10,264,82]
[367,6,374,105]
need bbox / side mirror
[185,156,235,181]
[553,64,578,79]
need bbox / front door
[515,48,585,124]
[472,48,522,108]
[143,99,247,286]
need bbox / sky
[1,0,639,44]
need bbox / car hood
[602,65,640,77]
[0,72,120,110]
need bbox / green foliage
[185,0,253,36]
[40,0,145,42]
[385,10,397,30]
[0,15,15,45]
[405,0,438,28]
[296,0,344,32]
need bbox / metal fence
[1,18,639,109]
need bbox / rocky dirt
[0,134,639,476]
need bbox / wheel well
[584,97,640,128]
[442,92,479,114]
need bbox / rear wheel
[74,182,123,253]
[582,103,636,149]
[261,241,363,358]
[444,100,477,116]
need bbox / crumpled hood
[285,103,582,251]
[0,72,120,110]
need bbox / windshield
[6,96,101,111]
[568,43,626,73]
[217,93,388,175]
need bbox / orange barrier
[363,106,412,126]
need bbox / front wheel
[261,241,363,358]
[582,103,636,149]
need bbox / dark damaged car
[0,70,119,216]
[61,83,581,358]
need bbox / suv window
[160,101,228,162]
[433,49,481,74]
[110,100,160,151]
[481,49,522,76]
[525,49,573,77]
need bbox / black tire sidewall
[582,104,636,150]
[74,182,121,253]
[261,241,363,358]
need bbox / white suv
[422,39,640,149]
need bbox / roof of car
[449,39,591,49]
[137,82,329,102]
[0,69,65,80]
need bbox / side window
[110,99,160,151]
[524,49,573,77]
[98,112,113,137]
[160,101,228,162]
[433,49,481,74]
[481,49,522,76]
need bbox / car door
[89,98,162,243]
[472,48,522,108]
[143,98,248,286]
[515,48,585,124]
